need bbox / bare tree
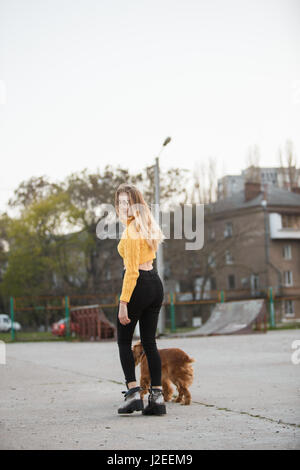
[188,156,218,204]
[244,144,261,183]
[142,165,190,211]
[278,139,298,190]
[8,175,62,210]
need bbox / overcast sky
[0,0,299,214]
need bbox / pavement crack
[7,356,299,430]
[192,400,300,429]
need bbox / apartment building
[205,181,300,322]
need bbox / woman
[115,183,166,415]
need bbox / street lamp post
[261,199,269,287]
[154,137,171,335]
[261,198,275,328]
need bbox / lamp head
[261,199,267,208]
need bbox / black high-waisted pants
[117,268,164,387]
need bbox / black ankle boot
[142,386,166,415]
[117,385,144,414]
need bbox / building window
[253,275,259,290]
[208,227,215,241]
[208,253,216,267]
[250,274,260,295]
[250,274,259,289]
[282,214,300,229]
[283,245,292,260]
[210,277,217,290]
[284,271,293,286]
[194,277,212,300]
[164,260,171,278]
[228,274,235,289]
[284,300,295,317]
[225,250,233,264]
[224,222,233,238]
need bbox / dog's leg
[172,381,184,403]
[182,387,192,405]
[181,365,193,405]
[162,378,173,402]
[175,386,184,403]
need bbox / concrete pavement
[0,329,299,450]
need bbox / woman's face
[118,192,133,219]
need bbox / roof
[207,186,300,214]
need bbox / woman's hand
[118,302,131,326]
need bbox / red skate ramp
[187,299,267,336]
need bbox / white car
[0,314,22,332]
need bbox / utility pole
[154,137,171,335]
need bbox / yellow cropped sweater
[117,216,156,303]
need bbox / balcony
[269,213,300,239]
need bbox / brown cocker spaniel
[132,341,195,405]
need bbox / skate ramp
[185,299,266,336]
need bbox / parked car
[51,317,80,337]
[0,314,22,332]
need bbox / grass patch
[0,331,77,343]
[268,323,300,331]
[164,326,200,334]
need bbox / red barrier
[70,304,116,341]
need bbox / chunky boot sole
[142,403,166,415]
[118,399,144,414]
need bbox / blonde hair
[115,183,166,252]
